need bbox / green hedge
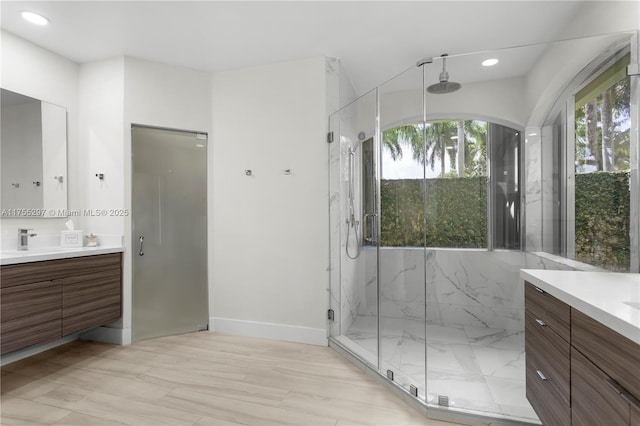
[379,172,630,271]
[575,171,630,271]
[380,177,487,247]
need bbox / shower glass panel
[378,65,426,398]
[423,50,528,417]
[132,126,208,341]
[328,89,379,367]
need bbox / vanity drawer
[526,350,570,426]
[0,280,62,354]
[571,347,631,426]
[524,282,570,342]
[1,253,121,288]
[572,308,640,400]
[62,269,121,335]
[525,311,570,398]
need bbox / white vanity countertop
[1,246,124,265]
[521,269,640,345]
[0,234,124,266]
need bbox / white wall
[376,77,527,132]
[0,31,78,235]
[561,1,640,40]
[78,56,212,344]
[210,57,328,345]
[78,58,125,236]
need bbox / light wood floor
[1,332,461,426]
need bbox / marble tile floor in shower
[342,315,538,423]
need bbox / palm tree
[382,125,423,161]
[456,121,465,177]
[382,120,488,177]
[424,121,458,177]
[463,120,487,176]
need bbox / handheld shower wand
[346,146,360,260]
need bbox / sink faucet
[18,228,37,251]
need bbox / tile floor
[342,315,539,423]
[1,332,461,425]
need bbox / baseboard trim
[209,317,327,346]
[81,327,131,345]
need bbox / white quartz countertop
[1,245,124,265]
[521,269,640,345]
[1,234,124,265]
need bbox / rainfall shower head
[427,54,461,94]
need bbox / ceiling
[0,1,593,94]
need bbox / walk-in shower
[328,32,638,424]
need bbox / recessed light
[21,11,49,26]
[482,58,499,67]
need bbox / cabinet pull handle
[620,390,640,410]
[535,287,545,293]
[605,378,640,410]
[536,370,547,381]
[535,319,546,326]
[604,378,624,395]
[138,235,144,256]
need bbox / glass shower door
[328,90,380,367]
[132,126,208,341]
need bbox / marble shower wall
[328,72,374,337]
[368,248,579,332]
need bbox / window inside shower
[376,119,520,249]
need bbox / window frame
[377,117,524,250]
[550,43,639,272]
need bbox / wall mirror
[1,89,68,218]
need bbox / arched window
[376,119,521,249]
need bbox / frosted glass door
[132,126,208,341]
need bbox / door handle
[363,213,372,243]
[139,235,144,256]
[363,213,376,244]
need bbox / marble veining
[344,317,537,421]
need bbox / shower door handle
[138,235,144,256]
[363,213,376,244]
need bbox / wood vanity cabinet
[1,253,121,354]
[525,282,571,426]
[525,281,640,426]
[571,308,640,426]
[0,280,62,354]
